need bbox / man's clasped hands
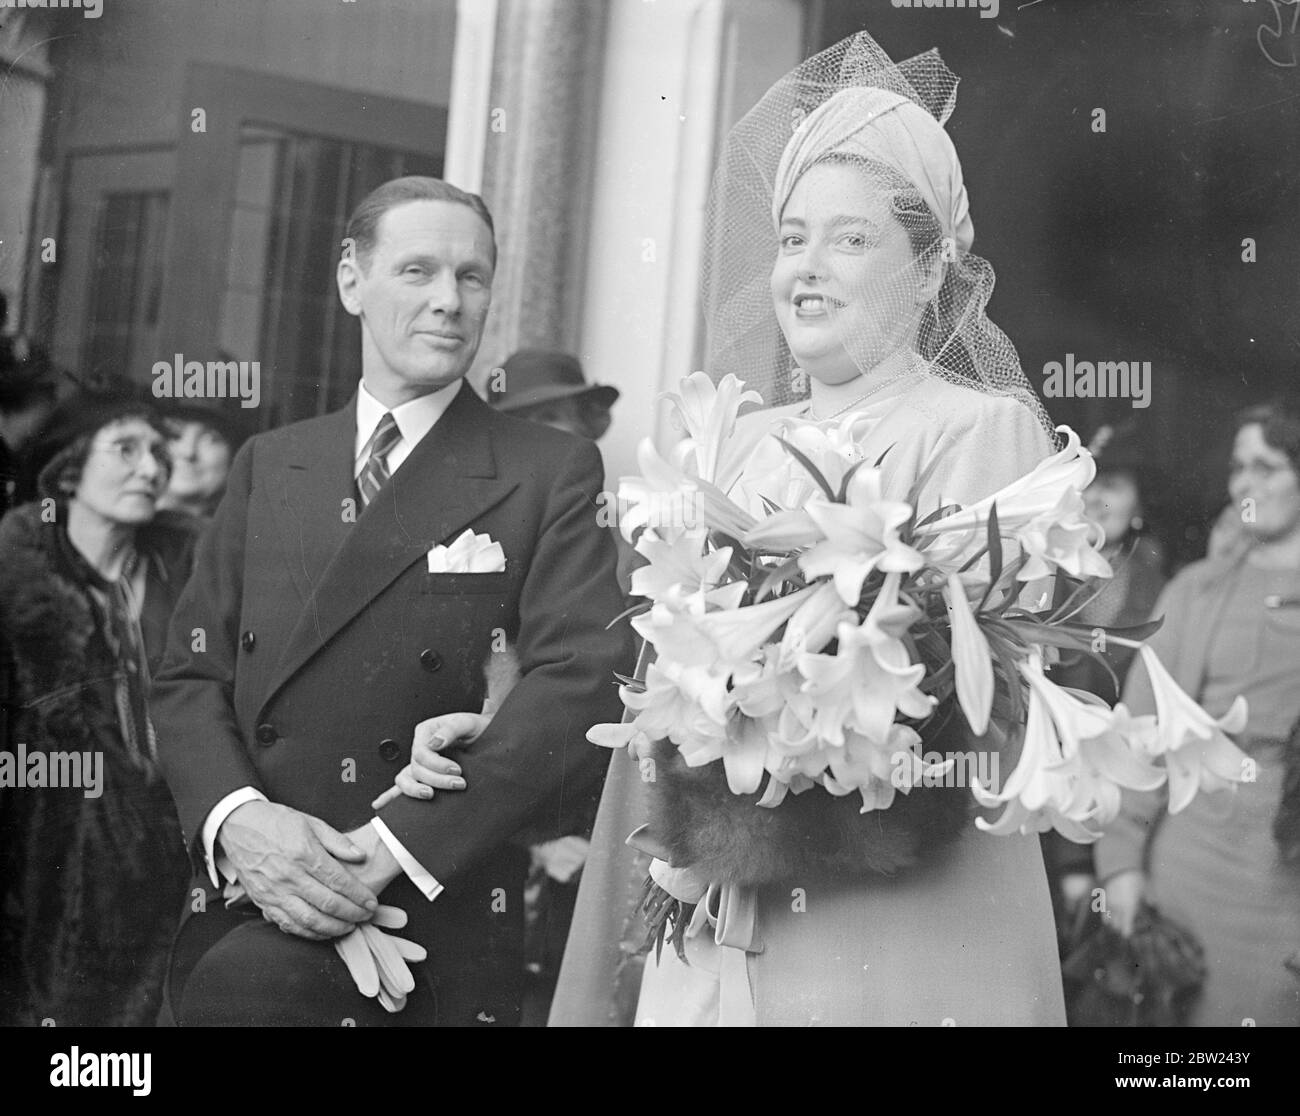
[218,710,491,1012]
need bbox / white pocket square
[427,529,507,573]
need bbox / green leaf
[605,601,651,630]
[836,457,869,503]
[914,501,963,528]
[1104,616,1165,641]
[1048,575,1115,624]
[958,545,990,574]
[997,619,1101,653]
[905,445,948,517]
[981,502,1003,607]
[984,553,1032,613]
[774,436,835,502]
[754,555,806,600]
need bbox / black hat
[1086,420,1169,510]
[490,349,619,412]
[27,384,165,499]
[0,340,57,410]
[155,397,249,449]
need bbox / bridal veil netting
[700,30,1054,440]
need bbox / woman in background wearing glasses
[1096,399,1300,1026]
[0,390,197,1026]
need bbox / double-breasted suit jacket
[150,384,632,1025]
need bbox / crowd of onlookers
[1042,405,1300,1026]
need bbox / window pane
[83,191,169,384]
[217,125,441,428]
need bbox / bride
[549,32,1066,1027]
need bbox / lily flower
[754,770,818,809]
[618,438,757,544]
[796,574,933,748]
[914,425,1095,539]
[798,468,925,606]
[693,584,819,664]
[662,371,764,489]
[972,665,1102,841]
[824,723,937,812]
[1137,645,1250,812]
[778,580,856,663]
[629,587,718,670]
[945,573,994,735]
[620,660,730,766]
[973,649,1102,831]
[1072,721,1168,825]
[631,527,733,600]
[1022,654,1114,760]
[721,713,772,794]
[1016,488,1113,582]
[743,506,823,552]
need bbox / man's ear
[337,251,363,317]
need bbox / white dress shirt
[201,377,465,901]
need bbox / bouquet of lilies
[590,373,1251,854]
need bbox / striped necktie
[357,412,401,507]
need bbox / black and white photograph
[0,0,1296,1070]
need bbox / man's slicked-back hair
[343,176,497,271]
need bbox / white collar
[354,378,462,468]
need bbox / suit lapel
[270,401,358,603]
[263,386,518,706]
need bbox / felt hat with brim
[156,398,250,450]
[27,384,165,498]
[491,349,619,412]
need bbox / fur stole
[1274,716,1300,868]
[0,508,104,743]
[642,710,978,887]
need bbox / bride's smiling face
[771,160,925,385]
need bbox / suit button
[378,738,401,762]
[241,630,256,652]
[255,723,278,746]
[419,648,442,672]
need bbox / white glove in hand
[332,903,428,1013]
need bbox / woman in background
[1043,423,1168,961]
[1096,399,1300,1026]
[156,400,239,521]
[0,390,195,1025]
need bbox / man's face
[337,200,495,404]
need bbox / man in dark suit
[150,177,632,1026]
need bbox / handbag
[1061,902,1206,1027]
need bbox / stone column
[0,8,57,333]
[473,0,610,380]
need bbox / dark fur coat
[0,505,196,1026]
